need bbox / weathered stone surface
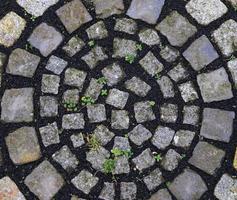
[197,68,233,102]
[143,168,163,191]
[111,110,129,129]
[24,160,64,200]
[128,124,152,146]
[86,21,108,39]
[0,52,6,87]
[87,147,109,171]
[127,0,165,24]
[161,149,181,171]
[87,104,106,123]
[102,63,124,86]
[114,156,130,174]
[1,88,34,123]
[160,103,178,123]
[183,105,200,126]
[7,48,40,78]
[178,81,198,102]
[134,101,156,123]
[157,11,197,46]
[71,170,98,194]
[227,0,237,8]
[56,0,92,33]
[99,182,115,200]
[0,176,26,200]
[169,169,207,200]
[168,63,189,82]
[106,89,129,109]
[39,122,60,147]
[94,125,114,146]
[93,0,124,18]
[40,96,58,117]
[120,182,137,200]
[64,68,87,91]
[186,0,228,25]
[6,127,41,165]
[70,133,85,148]
[212,19,237,57]
[157,76,175,98]
[139,51,164,77]
[152,126,175,150]
[113,38,137,58]
[173,130,195,148]
[46,55,68,75]
[183,35,219,71]
[125,77,151,97]
[52,145,79,172]
[189,141,225,175]
[82,46,108,69]
[62,113,85,130]
[114,18,137,34]
[200,108,235,142]
[139,29,160,46]
[234,148,237,170]
[228,58,237,89]
[113,136,131,151]
[28,23,63,57]
[41,74,60,94]
[132,148,155,171]
[63,36,85,57]
[0,12,26,47]
[160,45,179,62]
[63,89,79,104]
[214,174,237,200]
[149,189,172,200]
[84,78,104,101]
[17,0,59,17]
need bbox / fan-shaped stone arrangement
[0,0,237,199]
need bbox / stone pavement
[0,0,237,199]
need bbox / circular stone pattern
[0,0,237,200]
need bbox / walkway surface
[0,0,237,199]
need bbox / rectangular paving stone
[0,176,26,200]
[5,127,41,165]
[62,113,85,130]
[197,68,233,102]
[1,88,34,123]
[56,0,92,33]
[200,108,235,142]
[0,12,26,47]
[156,11,197,47]
[188,141,225,175]
[24,160,65,200]
[28,23,63,57]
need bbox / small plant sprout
[227,55,236,61]
[180,154,186,159]
[155,73,161,80]
[86,134,101,151]
[111,148,133,158]
[125,54,136,64]
[30,15,37,22]
[166,181,171,187]
[154,153,162,162]
[101,89,108,96]
[81,96,95,106]
[103,159,116,174]
[149,101,156,107]
[88,40,95,47]
[97,77,107,85]
[63,100,78,112]
[136,44,143,51]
